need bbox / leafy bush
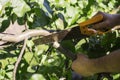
[0,0,119,80]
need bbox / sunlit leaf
[65,6,79,26]
[30,74,46,80]
[11,0,31,17]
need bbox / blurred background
[0,0,120,80]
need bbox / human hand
[71,54,95,77]
[92,11,120,31]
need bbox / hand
[71,49,120,77]
[71,54,95,77]
[92,11,120,31]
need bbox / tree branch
[0,30,51,43]
[0,27,119,44]
[13,38,28,80]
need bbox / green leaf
[65,6,79,26]
[0,0,10,6]
[5,72,13,79]
[32,8,50,27]
[6,64,14,71]
[35,44,48,56]
[0,0,11,15]
[11,0,31,17]
[0,69,6,79]
[70,0,77,4]
[1,19,10,32]
[61,40,75,53]
[55,18,64,29]
[30,74,46,80]
[27,66,36,73]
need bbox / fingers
[93,11,108,20]
[91,11,115,31]
[91,11,110,31]
[92,21,109,31]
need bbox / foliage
[0,0,120,80]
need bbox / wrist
[90,58,108,74]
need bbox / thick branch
[0,30,51,43]
[0,27,119,43]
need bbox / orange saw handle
[79,14,104,36]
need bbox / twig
[13,38,28,80]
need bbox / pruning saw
[33,14,104,60]
[33,14,113,80]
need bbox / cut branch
[0,27,119,44]
[0,30,51,43]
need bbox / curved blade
[33,26,87,45]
